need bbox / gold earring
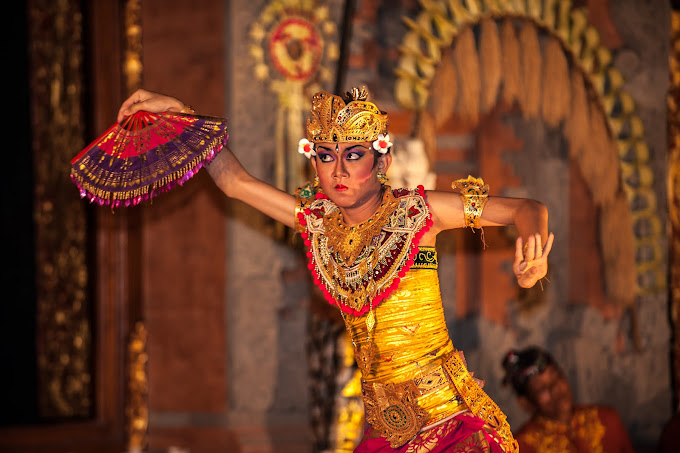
[377,171,388,185]
[313,174,320,187]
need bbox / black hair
[372,146,391,170]
[501,346,558,397]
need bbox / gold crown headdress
[305,87,389,143]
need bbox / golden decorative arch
[394,0,664,306]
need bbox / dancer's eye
[345,150,365,161]
[317,152,335,163]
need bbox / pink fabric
[354,412,507,453]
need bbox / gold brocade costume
[347,259,516,452]
[295,185,518,452]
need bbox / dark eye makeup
[346,149,366,160]
[316,144,369,163]
[317,151,335,162]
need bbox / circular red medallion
[268,17,323,82]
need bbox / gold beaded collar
[296,185,432,315]
[322,188,398,265]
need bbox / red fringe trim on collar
[299,185,433,317]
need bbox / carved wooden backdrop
[1,1,141,452]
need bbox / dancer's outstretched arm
[118,89,297,227]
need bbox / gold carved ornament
[328,333,365,452]
[668,9,680,411]
[323,189,400,335]
[29,0,93,419]
[122,1,149,450]
[126,321,149,451]
[323,191,398,267]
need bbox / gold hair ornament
[305,87,389,144]
[451,176,489,231]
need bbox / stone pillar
[223,1,340,451]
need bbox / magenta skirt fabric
[354,412,507,453]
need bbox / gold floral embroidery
[404,419,461,452]
[362,379,429,448]
[402,418,500,453]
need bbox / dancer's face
[525,364,573,421]
[312,141,387,209]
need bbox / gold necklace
[323,187,398,265]
[309,186,430,315]
[326,188,397,339]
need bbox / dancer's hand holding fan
[71,104,227,207]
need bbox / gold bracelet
[451,176,489,230]
[180,104,195,114]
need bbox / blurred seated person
[501,346,635,453]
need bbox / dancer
[118,87,554,452]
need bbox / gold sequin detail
[366,308,376,333]
[323,188,398,265]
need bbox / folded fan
[70,110,228,207]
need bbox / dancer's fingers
[542,232,555,258]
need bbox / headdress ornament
[305,87,389,145]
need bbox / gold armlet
[451,176,489,230]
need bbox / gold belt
[361,350,518,452]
